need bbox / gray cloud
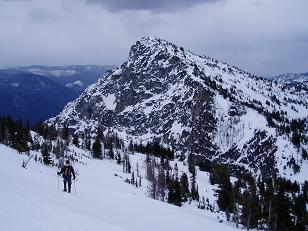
[0,0,307,77]
[84,0,219,12]
[29,8,59,21]
[0,0,31,1]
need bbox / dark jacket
[58,165,76,180]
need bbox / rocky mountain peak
[48,37,308,181]
[132,36,178,54]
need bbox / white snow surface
[0,144,240,231]
[65,80,84,88]
[273,72,308,84]
[27,68,77,77]
[102,94,117,110]
[26,68,77,77]
[50,70,77,77]
[10,82,20,87]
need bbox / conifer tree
[217,173,234,221]
[233,176,243,227]
[85,132,91,150]
[167,176,182,207]
[248,177,261,229]
[190,165,199,201]
[180,173,190,202]
[131,171,135,185]
[116,153,122,165]
[72,134,79,147]
[157,165,167,201]
[293,193,307,230]
[128,140,134,154]
[240,176,260,229]
[149,167,157,200]
[241,190,251,228]
[123,152,131,173]
[107,140,114,159]
[187,153,195,174]
[62,125,69,141]
[275,184,294,231]
[263,179,275,229]
[92,135,102,159]
[41,142,52,165]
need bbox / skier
[57,160,76,193]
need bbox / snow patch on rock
[103,94,116,110]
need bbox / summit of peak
[129,36,187,60]
[140,36,166,43]
[136,36,179,50]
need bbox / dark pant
[63,176,72,193]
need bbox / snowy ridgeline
[0,144,240,231]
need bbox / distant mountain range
[273,72,308,84]
[0,65,115,124]
[272,72,308,91]
[8,65,115,92]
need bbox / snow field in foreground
[0,144,238,231]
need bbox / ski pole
[57,174,59,191]
[74,179,76,196]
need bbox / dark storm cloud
[84,0,220,12]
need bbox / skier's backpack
[64,166,71,177]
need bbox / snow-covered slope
[48,36,308,180]
[273,72,308,84]
[272,72,308,92]
[0,144,238,231]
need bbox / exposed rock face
[48,36,308,180]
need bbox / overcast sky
[0,0,307,76]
